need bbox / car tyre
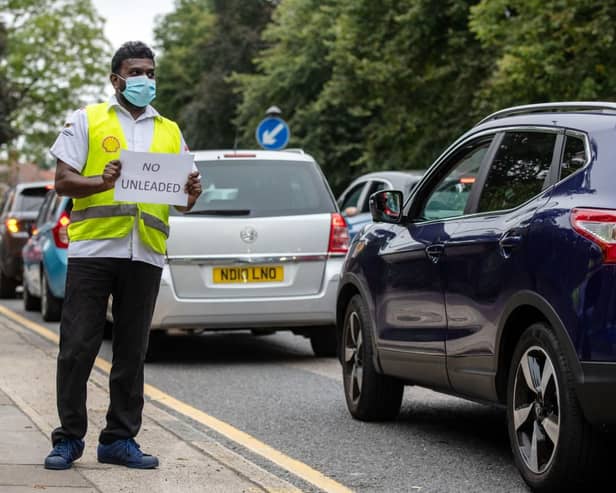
[41,270,62,322]
[309,327,337,357]
[23,276,40,312]
[507,322,602,492]
[342,294,403,421]
[0,269,17,298]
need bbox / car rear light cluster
[571,208,616,263]
[328,213,350,254]
[5,218,20,234]
[52,212,70,249]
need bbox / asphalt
[0,309,300,493]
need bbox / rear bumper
[576,362,616,426]
[150,259,342,330]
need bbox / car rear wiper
[183,209,251,216]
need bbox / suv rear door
[166,157,339,299]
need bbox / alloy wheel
[512,345,560,474]
[344,310,364,405]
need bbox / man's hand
[102,160,122,190]
[177,171,202,212]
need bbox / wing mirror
[343,206,359,217]
[369,190,403,224]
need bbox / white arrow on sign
[263,123,285,145]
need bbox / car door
[23,190,54,297]
[443,130,561,400]
[377,136,494,388]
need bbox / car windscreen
[174,159,336,217]
[14,187,49,213]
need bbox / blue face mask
[115,74,156,107]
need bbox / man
[44,41,201,470]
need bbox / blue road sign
[255,117,290,150]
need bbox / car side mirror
[369,190,403,224]
[343,206,359,217]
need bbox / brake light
[5,218,19,234]
[460,177,476,184]
[223,153,256,158]
[52,212,70,248]
[571,208,616,263]
[328,213,350,254]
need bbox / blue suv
[336,102,616,492]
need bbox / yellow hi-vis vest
[67,102,182,255]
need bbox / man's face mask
[114,74,156,108]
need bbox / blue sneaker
[97,438,159,469]
[44,439,84,470]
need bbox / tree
[154,0,275,150]
[469,0,616,112]
[234,0,491,193]
[0,21,14,146]
[233,0,355,191]
[1,0,110,164]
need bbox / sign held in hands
[114,150,194,206]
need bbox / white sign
[114,150,194,206]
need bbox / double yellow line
[0,305,353,493]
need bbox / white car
[110,149,349,357]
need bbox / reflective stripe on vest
[68,102,181,254]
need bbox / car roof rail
[476,101,616,126]
[281,148,305,154]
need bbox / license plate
[213,265,284,284]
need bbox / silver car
[137,149,349,357]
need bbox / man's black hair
[111,41,155,74]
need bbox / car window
[477,132,556,213]
[174,160,336,218]
[420,140,491,221]
[560,135,586,180]
[339,183,365,212]
[36,191,55,227]
[363,181,389,212]
[14,187,49,213]
[1,190,14,217]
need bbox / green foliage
[469,0,616,111]
[234,0,490,193]
[1,0,110,163]
[0,21,15,146]
[154,0,275,150]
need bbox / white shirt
[50,95,193,268]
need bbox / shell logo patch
[102,136,121,153]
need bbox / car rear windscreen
[15,187,49,212]
[175,160,336,217]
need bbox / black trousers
[51,257,162,445]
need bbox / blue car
[337,171,423,240]
[22,189,71,321]
[336,102,616,492]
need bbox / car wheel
[507,322,601,492]
[0,269,17,298]
[342,294,403,421]
[41,271,62,322]
[22,275,40,312]
[309,327,337,357]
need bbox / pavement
[0,308,302,493]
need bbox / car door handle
[499,235,522,259]
[425,243,445,264]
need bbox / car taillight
[5,218,20,234]
[571,208,616,263]
[328,213,349,255]
[52,212,70,248]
